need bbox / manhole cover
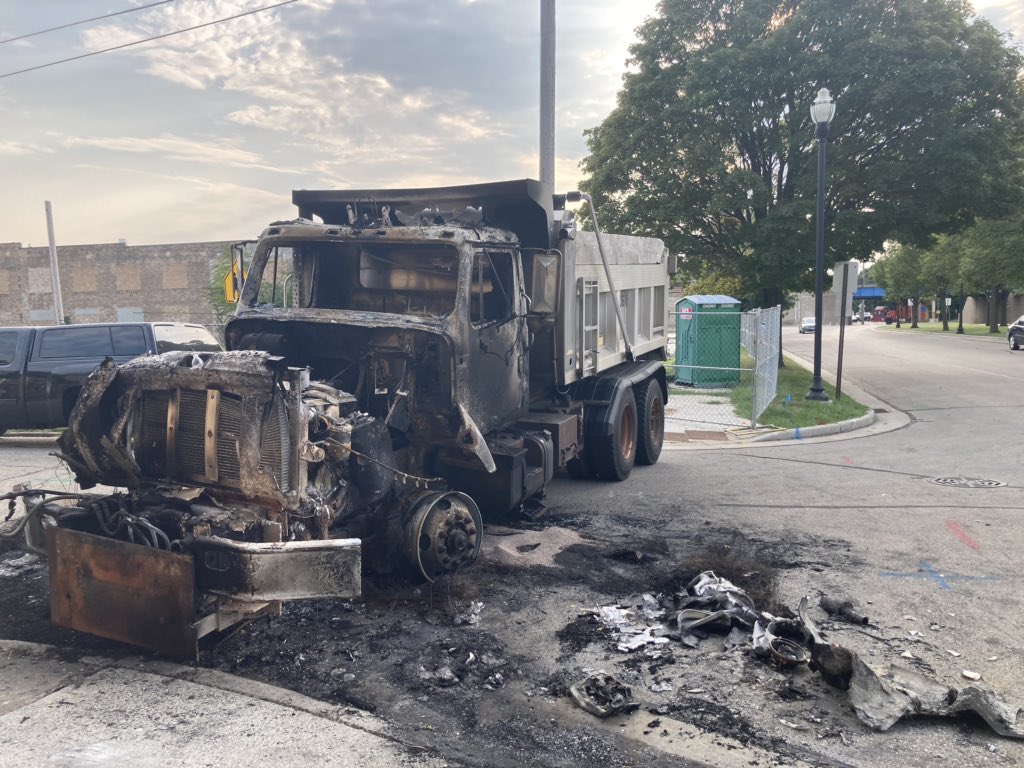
[930,477,1007,488]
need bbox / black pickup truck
[0,322,222,435]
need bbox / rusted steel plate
[47,527,198,659]
[195,537,362,601]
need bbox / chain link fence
[665,305,781,433]
[742,305,781,426]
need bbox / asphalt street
[1,322,1023,767]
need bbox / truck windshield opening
[248,241,461,318]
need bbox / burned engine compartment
[55,349,483,582]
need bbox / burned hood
[59,351,298,501]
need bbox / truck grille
[258,399,290,491]
[176,389,207,477]
[136,387,290,493]
[217,394,243,485]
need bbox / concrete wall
[964,294,1024,325]
[0,240,232,329]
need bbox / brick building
[0,240,234,330]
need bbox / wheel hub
[403,491,482,581]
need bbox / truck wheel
[403,491,483,581]
[635,378,664,466]
[591,389,637,481]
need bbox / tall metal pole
[539,0,556,193]
[806,120,829,401]
[836,262,850,400]
[44,201,65,325]
[957,282,965,334]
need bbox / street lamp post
[957,282,965,334]
[806,87,835,402]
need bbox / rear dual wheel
[570,376,665,482]
[591,391,637,481]
[635,378,665,466]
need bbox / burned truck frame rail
[28,179,670,657]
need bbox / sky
[0,0,1020,247]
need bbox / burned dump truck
[24,179,671,658]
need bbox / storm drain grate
[930,477,1007,488]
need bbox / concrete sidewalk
[663,352,910,448]
[0,640,447,768]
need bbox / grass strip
[730,351,868,429]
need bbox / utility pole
[44,201,65,325]
[539,0,555,193]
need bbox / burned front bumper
[47,525,360,659]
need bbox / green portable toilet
[674,295,742,387]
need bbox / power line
[0,0,303,80]
[0,0,178,46]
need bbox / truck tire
[591,388,637,481]
[635,378,664,466]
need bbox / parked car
[799,316,816,334]
[1009,315,1024,351]
[0,322,222,434]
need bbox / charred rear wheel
[403,491,483,581]
[591,388,637,481]
[635,378,665,466]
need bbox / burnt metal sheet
[47,527,198,659]
[194,537,362,601]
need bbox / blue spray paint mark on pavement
[879,560,1000,590]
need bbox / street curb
[746,410,876,442]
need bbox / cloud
[45,164,287,243]
[0,140,53,156]
[62,134,288,172]
[0,0,661,245]
[973,0,1024,40]
[73,0,657,193]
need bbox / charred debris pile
[568,571,1024,740]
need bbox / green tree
[947,214,1024,331]
[919,238,963,330]
[874,244,927,328]
[581,0,1024,307]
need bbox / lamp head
[810,87,836,125]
